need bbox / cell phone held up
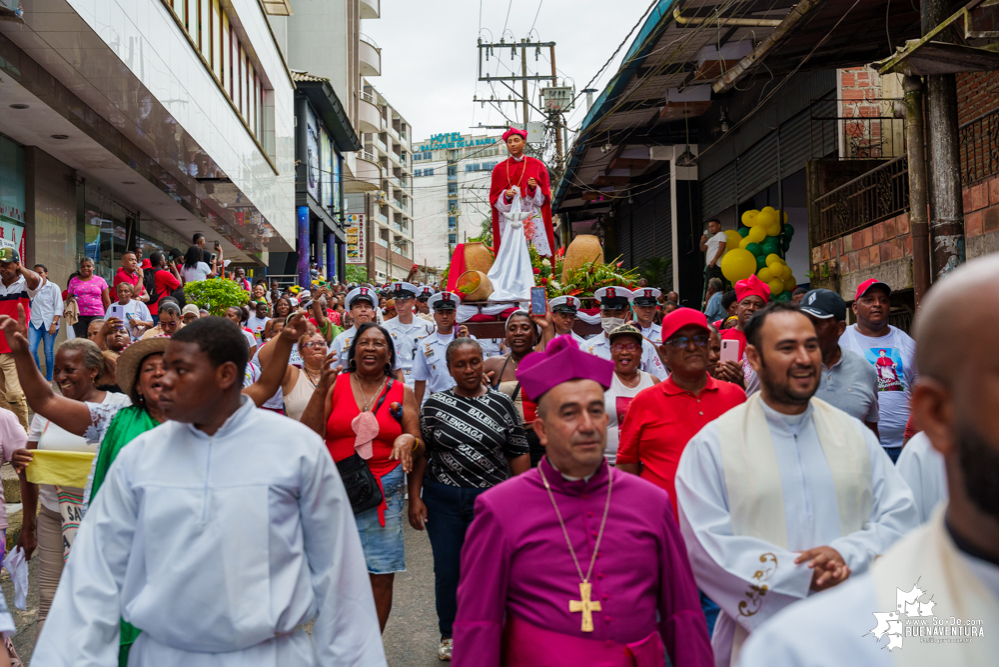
[720,339,740,364]
[530,286,547,316]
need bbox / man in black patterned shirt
[407,337,530,661]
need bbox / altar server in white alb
[896,430,947,524]
[585,286,667,380]
[739,254,999,666]
[381,281,432,388]
[32,318,386,666]
[675,301,917,667]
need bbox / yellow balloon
[783,276,797,291]
[766,253,783,267]
[781,264,793,280]
[767,223,781,237]
[725,230,742,250]
[741,210,759,226]
[758,211,777,228]
[748,225,766,243]
[767,278,785,296]
[739,237,753,249]
[721,248,757,283]
[757,267,773,282]
[782,211,789,224]
[761,206,776,216]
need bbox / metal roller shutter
[701,161,737,222]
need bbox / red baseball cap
[855,278,891,301]
[660,307,709,343]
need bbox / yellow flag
[26,451,94,488]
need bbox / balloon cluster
[719,207,797,300]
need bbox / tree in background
[638,256,673,292]
[346,265,368,284]
[184,279,249,316]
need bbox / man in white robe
[896,431,947,524]
[676,301,918,667]
[33,317,386,666]
[739,255,999,667]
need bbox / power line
[529,0,544,35]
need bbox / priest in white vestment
[32,318,386,666]
[738,255,999,667]
[896,431,947,524]
[675,302,918,667]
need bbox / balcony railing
[810,98,906,160]
[813,156,909,245]
[959,106,999,186]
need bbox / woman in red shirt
[303,322,420,632]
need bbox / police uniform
[631,287,663,345]
[549,295,587,347]
[381,282,433,387]
[586,286,667,380]
[331,286,400,371]
[411,291,475,400]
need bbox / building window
[448,233,457,245]
[413,153,422,161]
[447,182,458,195]
[165,0,270,144]
[448,217,457,228]
[447,165,457,177]
[424,168,434,177]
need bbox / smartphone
[530,286,547,316]
[214,240,222,250]
[210,252,217,262]
[720,339,740,364]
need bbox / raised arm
[243,311,306,407]
[0,304,94,435]
[300,357,339,437]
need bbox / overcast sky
[365,0,656,142]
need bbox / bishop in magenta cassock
[489,127,556,261]
[452,335,713,667]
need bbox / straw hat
[116,335,171,397]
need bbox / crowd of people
[0,233,990,667]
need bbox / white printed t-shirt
[839,324,917,449]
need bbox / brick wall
[838,67,904,159]
[956,71,999,126]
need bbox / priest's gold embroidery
[738,552,778,618]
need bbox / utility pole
[922,0,965,279]
[549,44,563,167]
[521,43,530,127]
[903,75,931,306]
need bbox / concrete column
[297,206,310,287]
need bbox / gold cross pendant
[569,582,602,632]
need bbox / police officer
[416,284,435,323]
[548,295,587,347]
[631,287,662,345]
[381,281,433,388]
[331,286,400,377]
[411,291,472,404]
[586,286,667,380]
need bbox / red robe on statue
[489,156,556,257]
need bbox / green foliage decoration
[183,279,249,316]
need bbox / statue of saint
[489,127,556,269]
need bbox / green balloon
[777,291,793,302]
[782,237,792,252]
[756,255,768,270]
[761,237,780,256]
[738,227,750,238]
[784,225,795,237]
[745,242,763,256]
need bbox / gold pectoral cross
[569,582,602,632]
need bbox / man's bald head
[914,255,999,386]
[912,255,999,549]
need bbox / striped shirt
[420,388,529,488]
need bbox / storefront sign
[346,213,365,265]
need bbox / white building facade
[411,132,506,271]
